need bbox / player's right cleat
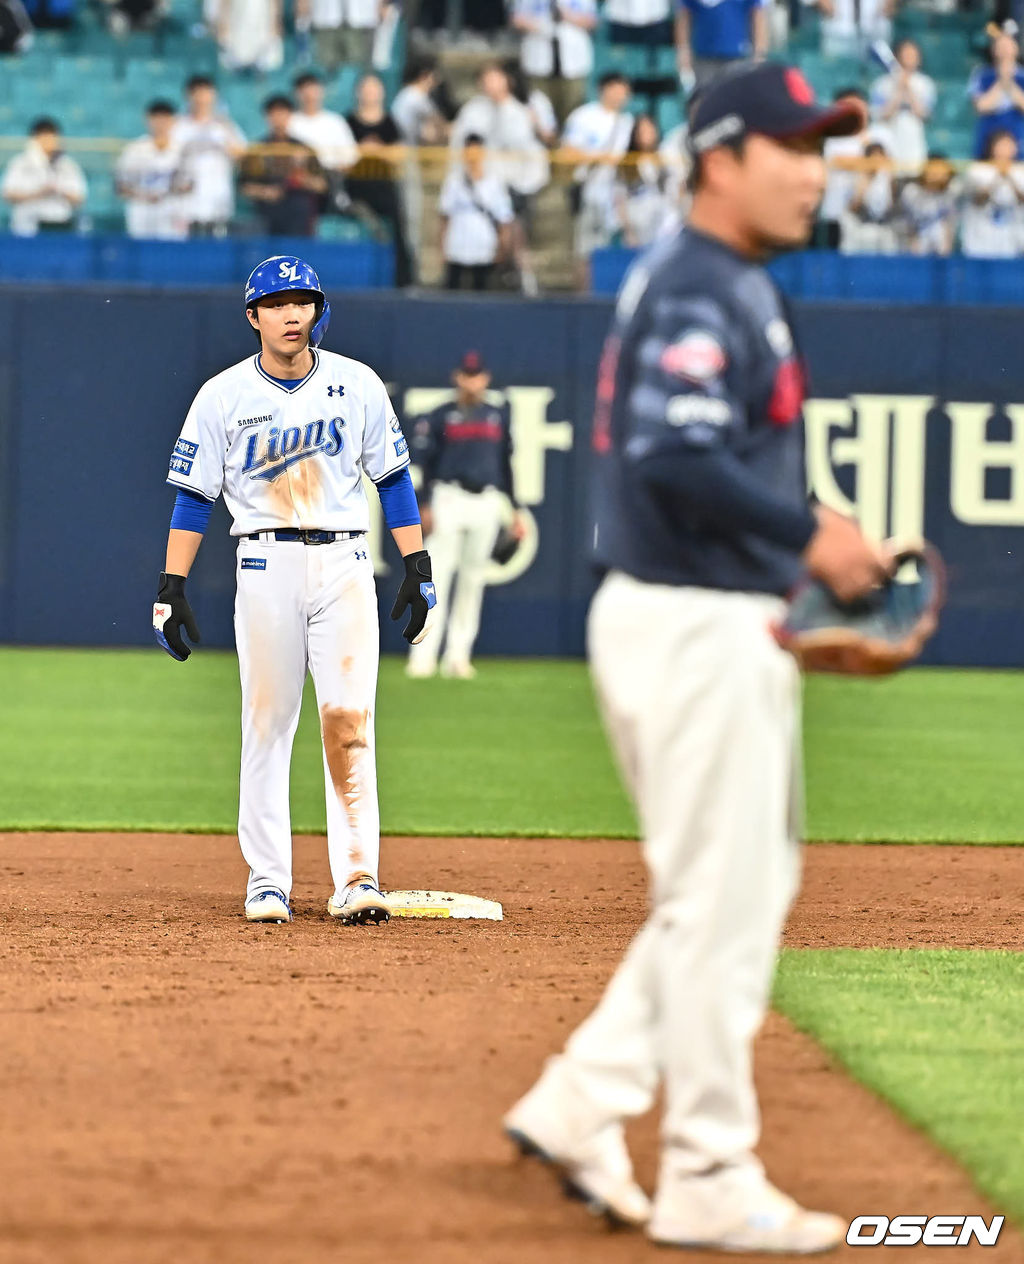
[244,889,292,924]
[327,881,391,926]
[647,1169,844,1255]
[503,1105,651,1228]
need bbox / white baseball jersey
[960,162,1024,259]
[116,136,188,240]
[172,113,246,225]
[166,350,409,533]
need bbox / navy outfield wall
[0,285,1022,666]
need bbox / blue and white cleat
[244,889,292,924]
[327,880,391,926]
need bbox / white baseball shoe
[405,659,436,679]
[244,889,292,924]
[327,880,391,926]
[440,659,476,680]
[648,1166,844,1254]
[503,1098,651,1228]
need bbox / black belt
[450,479,495,495]
[246,529,365,545]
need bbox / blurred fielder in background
[505,63,892,1254]
[407,350,526,680]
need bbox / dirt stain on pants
[320,704,372,881]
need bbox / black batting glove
[153,572,201,662]
[390,550,436,645]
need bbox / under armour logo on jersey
[278,261,301,283]
[327,385,345,397]
[355,550,368,561]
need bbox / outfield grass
[2,648,1024,840]
[774,949,1024,1224]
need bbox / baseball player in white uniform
[153,255,436,926]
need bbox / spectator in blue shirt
[970,30,1024,158]
[674,0,767,89]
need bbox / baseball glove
[492,525,521,566]
[774,542,945,676]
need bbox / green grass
[803,672,1024,843]
[774,949,1024,1224]
[0,649,632,835]
[2,649,1024,840]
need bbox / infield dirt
[0,834,1020,1264]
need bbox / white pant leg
[540,573,802,1177]
[235,538,309,900]
[443,487,504,667]
[307,538,382,895]
[408,481,462,671]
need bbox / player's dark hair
[147,100,177,116]
[893,37,919,57]
[598,71,630,92]
[263,94,294,113]
[30,116,60,136]
[463,132,486,148]
[832,85,867,102]
[293,71,322,90]
[687,135,746,194]
[186,74,215,92]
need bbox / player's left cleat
[244,889,292,923]
[327,881,391,926]
[503,1100,651,1228]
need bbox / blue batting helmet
[244,255,332,348]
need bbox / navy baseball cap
[688,62,866,155]
[457,350,488,374]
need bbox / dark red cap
[457,350,488,375]
[688,61,866,155]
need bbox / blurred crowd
[3,1,1024,285]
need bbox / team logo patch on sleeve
[394,437,408,456]
[241,557,267,571]
[660,332,727,384]
[170,438,198,476]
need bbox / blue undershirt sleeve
[169,486,215,534]
[375,465,422,529]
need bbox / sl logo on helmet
[279,261,301,282]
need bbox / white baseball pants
[234,534,381,902]
[408,481,504,671]
[528,572,802,1182]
